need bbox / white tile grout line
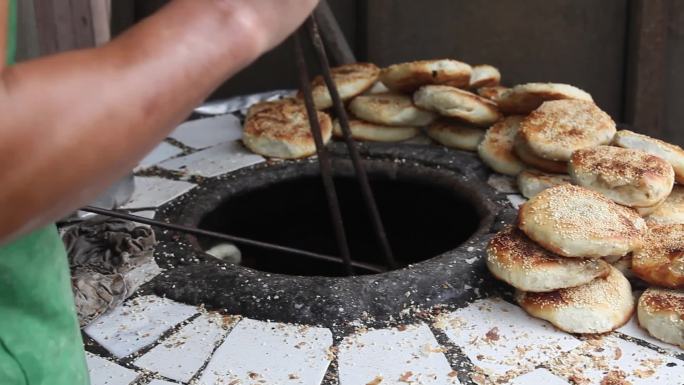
[86,352,139,385]
[85,300,684,385]
[84,295,198,358]
[337,323,459,385]
[133,313,238,383]
[196,318,333,385]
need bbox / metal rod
[294,29,355,276]
[81,206,383,273]
[305,16,398,269]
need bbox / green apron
[0,2,90,384]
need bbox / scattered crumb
[484,327,500,342]
[613,347,622,360]
[600,370,631,385]
[366,375,383,385]
[398,371,413,383]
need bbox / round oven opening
[195,167,483,277]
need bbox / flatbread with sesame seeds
[516,265,634,333]
[497,82,593,115]
[637,288,684,348]
[633,198,666,217]
[477,116,526,176]
[486,226,611,292]
[646,186,684,225]
[413,85,502,126]
[477,85,509,103]
[364,81,390,94]
[519,99,616,162]
[300,63,380,110]
[631,224,684,288]
[332,119,419,142]
[379,59,472,93]
[469,64,501,89]
[513,134,568,174]
[246,98,301,119]
[348,93,436,126]
[569,146,674,208]
[613,130,684,184]
[426,120,484,151]
[610,254,633,278]
[517,169,572,199]
[243,102,332,159]
[518,184,646,258]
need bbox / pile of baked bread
[242,59,683,348]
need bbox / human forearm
[0,0,316,242]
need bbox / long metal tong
[79,7,395,277]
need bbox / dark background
[17,0,684,145]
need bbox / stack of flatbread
[240,57,684,348]
[242,59,507,157]
[478,83,684,347]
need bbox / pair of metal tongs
[81,4,395,276]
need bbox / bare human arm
[0,0,317,243]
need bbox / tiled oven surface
[80,94,684,385]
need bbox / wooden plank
[315,0,356,65]
[69,0,94,48]
[33,0,58,54]
[110,0,134,37]
[33,0,94,54]
[364,0,628,118]
[16,0,40,60]
[623,0,669,136]
[663,0,684,145]
[91,0,111,45]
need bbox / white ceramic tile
[433,298,581,381]
[86,352,138,385]
[194,89,295,116]
[84,295,198,358]
[121,177,196,209]
[123,258,162,293]
[158,141,265,178]
[169,114,243,149]
[135,142,183,171]
[197,318,333,385]
[547,335,684,385]
[134,313,236,382]
[509,368,569,385]
[506,194,527,210]
[488,174,518,194]
[618,314,682,355]
[338,324,459,385]
[127,210,156,219]
[146,380,177,385]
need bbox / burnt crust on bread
[519,99,616,162]
[517,184,646,258]
[632,224,684,288]
[516,266,634,333]
[243,102,332,159]
[487,226,611,292]
[569,145,674,208]
[497,82,593,115]
[380,59,472,93]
